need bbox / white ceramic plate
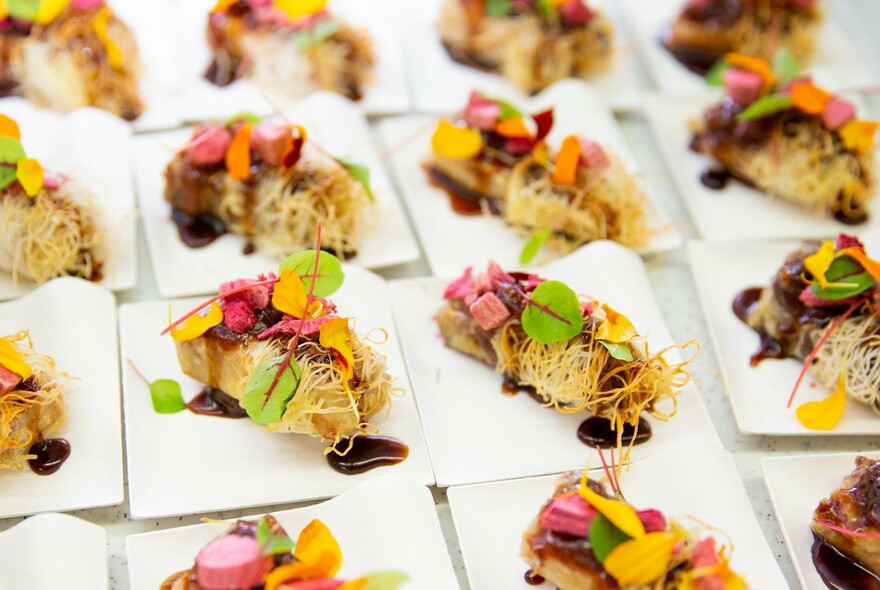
[688,238,880,434]
[133,92,419,298]
[119,265,434,518]
[644,92,880,241]
[171,0,409,121]
[0,513,108,589]
[0,99,136,300]
[390,241,718,487]
[622,0,878,94]
[126,476,459,590]
[380,80,682,278]
[404,0,649,112]
[0,278,123,518]
[450,440,788,589]
[762,451,880,590]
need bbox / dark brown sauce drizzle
[326,436,409,475]
[28,439,71,475]
[171,208,227,248]
[659,27,722,76]
[732,287,788,366]
[186,387,248,419]
[577,417,652,448]
[524,568,546,585]
[242,242,256,255]
[700,167,731,190]
[811,533,880,590]
[835,209,870,226]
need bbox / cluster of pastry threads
[0,114,56,198]
[708,51,878,155]
[482,0,596,27]
[190,517,408,590]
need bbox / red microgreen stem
[813,519,880,539]
[160,277,280,336]
[126,358,150,387]
[610,446,625,502]
[511,282,574,327]
[596,446,618,496]
[787,300,861,408]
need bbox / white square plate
[449,440,788,590]
[390,241,717,487]
[645,92,880,241]
[380,80,682,278]
[133,92,419,298]
[0,278,123,518]
[688,238,880,434]
[762,451,880,590]
[0,513,108,589]
[622,0,878,94]
[171,0,410,121]
[127,476,459,590]
[119,265,434,518]
[0,99,136,300]
[404,0,649,112]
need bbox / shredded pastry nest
[0,183,103,285]
[0,331,67,471]
[812,310,880,414]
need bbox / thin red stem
[126,358,150,387]
[160,278,280,336]
[610,446,625,502]
[596,447,617,496]
[813,519,880,539]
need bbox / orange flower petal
[604,532,679,585]
[495,116,531,139]
[226,123,252,181]
[319,317,354,380]
[790,82,831,116]
[170,301,223,342]
[724,53,775,89]
[431,120,484,160]
[273,269,309,319]
[293,519,342,578]
[553,135,581,185]
[796,370,847,431]
[596,304,637,344]
[839,119,878,155]
[0,115,20,140]
[16,157,44,197]
[0,337,32,381]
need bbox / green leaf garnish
[338,158,374,202]
[519,229,550,265]
[705,58,731,87]
[362,572,411,590]
[293,18,340,50]
[6,0,39,21]
[150,379,186,414]
[536,0,554,17]
[279,250,345,297]
[0,166,17,190]
[255,517,296,556]
[736,94,793,122]
[0,136,26,165]
[522,280,583,344]
[824,255,862,283]
[495,98,523,121]
[811,272,875,300]
[589,514,631,563]
[255,517,272,546]
[224,112,261,126]
[599,340,634,362]
[773,47,800,86]
[485,0,512,17]
[242,356,302,424]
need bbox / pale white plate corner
[380,79,681,279]
[449,440,788,590]
[403,0,649,113]
[390,240,717,488]
[0,277,124,518]
[133,91,419,299]
[762,451,880,590]
[644,92,880,242]
[119,264,433,519]
[0,513,108,589]
[0,99,137,300]
[171,0,410,122]
[687,238,880,435]
[622,0,879,94]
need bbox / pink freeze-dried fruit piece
[469,292,511,330]
[723,69,764,106]
[186,123,232,167]
[540,493,597,537]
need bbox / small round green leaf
[824,255,863,283]
[773,47,800,86]
[338,158,374,202]
[599,340,634,362]
[522,280,583,344]
[519,229,550,265]
[279,249,345,297]
[705,58,731,87]
[363,572,411,590]
[485,0,512,16]
[150,379,185,414]
[0,136,26,165]
[224,112,261,125]
[0,166,17,190]
[811,272,875,300]
[736,94,793,122]
[589,513,631,563]
[7,0,39,21]
[243,356,302,424]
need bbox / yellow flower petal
[577,472,645,540]
[804,240,835,288]
[0,1,7,20]
[0,337,32,381]
[93,7,123,70]
[226,123,252,181]
[319,317,354,380]
[838,246,880,283]
[604,532,679,585]
[596,304,637,344]
[294,519,342,577]
[495,116,531,139]
[839,119,878,156]
[272,269,313,319]
[16,158,43,197]
[275,0,329,21]
[0,114,20,140]
[553,135,581,185]
[724,53,776,90]
[170,302,223,342]
[35,0,69,25]
[796,369,847,431]
[431,120,484,160]
[212,0,237,12]
[337,579,369,590]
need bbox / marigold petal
[796,370,847,431]
[16,157,43,197]
[319,317,354,380]
[275,0,328,20]
[604,532,679,585]
[92,7,123,70]
[431,120,483,160]
[0,114,20,140]
[553,135,581,185]
[495,116,531,139]
[724,53,775,89]
[804,240,835,288]
[273,269,309,319]
[226,123,253,181]
[577,476,645,540]
[596,304,637,344]
[170,301,223,342]
[293,519,342,578]
[839,119,878,155]
[790,82,831,116]
[212,0,237,12]
[0,338,32,380]
[35,0,69,25]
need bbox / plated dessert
[663,0,823,74]
[0,0,142,120]
[690,55,877,224]
[161,516,408,590]
[523,466,746,589]
[811,456,880,588]
[438,261,691,455]
[0,330,69,475]
[734,233,880,430]
[166,115,373,260]
[437,0,613,94]
[205,0,375,101]
[0,114,102,285]
[426,92,650,257]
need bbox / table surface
[3,2,880,588]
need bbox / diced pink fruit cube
[464,92,502,131]
[578,137,610,172]
[723,69,764,106]
[690,537,720,568]
[636,508,666,533]
[558,0,594,27]
[195,535,269,590]
[186,123,232,167]
[251,124,290,166]
[822,97,856,130]
[540,493,597,537]
[0,363,22,396]
[469,292,511,330]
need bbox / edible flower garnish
[170,301,223,342]
[2,0,105,24]
[226,123,252,181]
[431,120,484,160]
[0,114,47,197]
[274,0,328,22]
[795,366,847,431]
[0,337,32,380]
[92,6,122,70]
[553,135,581,185]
